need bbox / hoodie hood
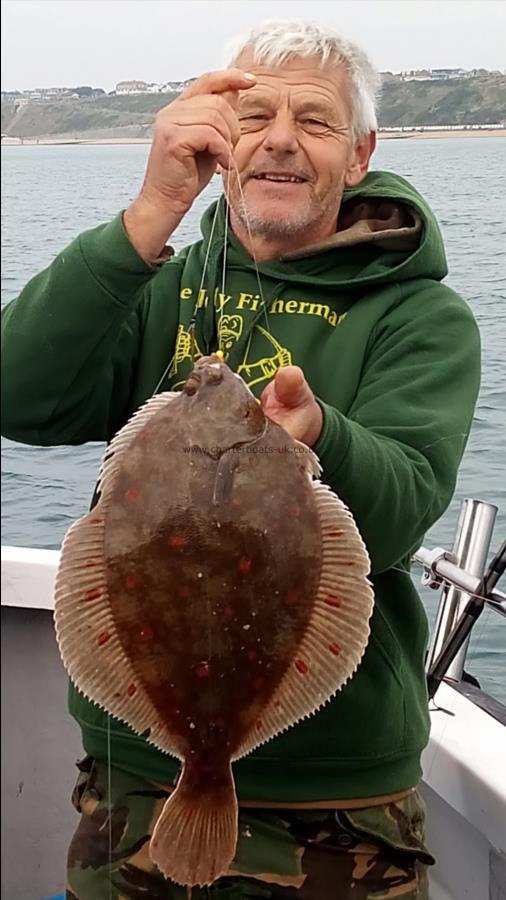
[199,169,448,289]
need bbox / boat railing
[413,498,505,702]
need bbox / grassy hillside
[379,76,506,126]
[2,76,505,139]
[1,91,179,139]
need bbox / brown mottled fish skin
[105,360,321,773]
[54,355,374,887]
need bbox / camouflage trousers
[66,757,434,900]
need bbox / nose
[262,111,299,154]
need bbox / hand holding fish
[124,69,256,261]
[261,366,324,447]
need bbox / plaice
[53,355,374,887]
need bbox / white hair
[224,19,380,139]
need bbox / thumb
[273,366,310,408]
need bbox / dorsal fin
[97,391,180,499]
[54,390,184,759]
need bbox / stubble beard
[228,181,339,240]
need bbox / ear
[344,132,377,188]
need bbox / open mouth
[251,173,308,184]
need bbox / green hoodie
[1,171,480,803]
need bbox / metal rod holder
[424,499,497,679]
[423,538,505,700]
[413,547,506,615]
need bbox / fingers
[135,68,257,220]
[181,69,257,101]
[151,69,257,169]
[183,126,234,171]
[162,97,242,148]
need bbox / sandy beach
[2,128,505,147]
[379,128,506,140]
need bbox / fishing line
[155,142,284,391]
[215,150,275,372]
[151,198,222,396]
[220,165,231,311]
[229,154,271,338]
[390,559,504,606]
[107,714,113,898]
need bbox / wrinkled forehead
[233,50,350,115]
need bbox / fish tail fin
[149,761,238,887]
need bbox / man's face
[224,52,369,243]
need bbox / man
[1,19,480,900]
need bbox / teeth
[255,175,304,183]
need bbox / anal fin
[234,480,374,760]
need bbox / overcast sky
[2,0,505,92]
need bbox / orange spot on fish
[113,692,122,699]
[324,595,343,608]
[239,557,252,575]
[125,487,142,502]
[88,517,102,525]
[140,429,153,442]
[329,643,342,656]
[85,560,98,568]
[247,649,258,661]
[286,591,298,606]
[84,588,102,602]
[295,659,309,675]
[255,719,263,731]
[223,606,234,619]
[287,505,300,517]
[127,683,137,697]
[253,677,265,691]
[195,662,210,678]
[125,573,140,590]
[139,626,154,641]
[169,534,186,549]
[327,530,345,538]
[231,498,242,508]
[178,587,190,599]
[97,632,111,646]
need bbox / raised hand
[124,69,256,261]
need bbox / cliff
[2,77,505,140]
